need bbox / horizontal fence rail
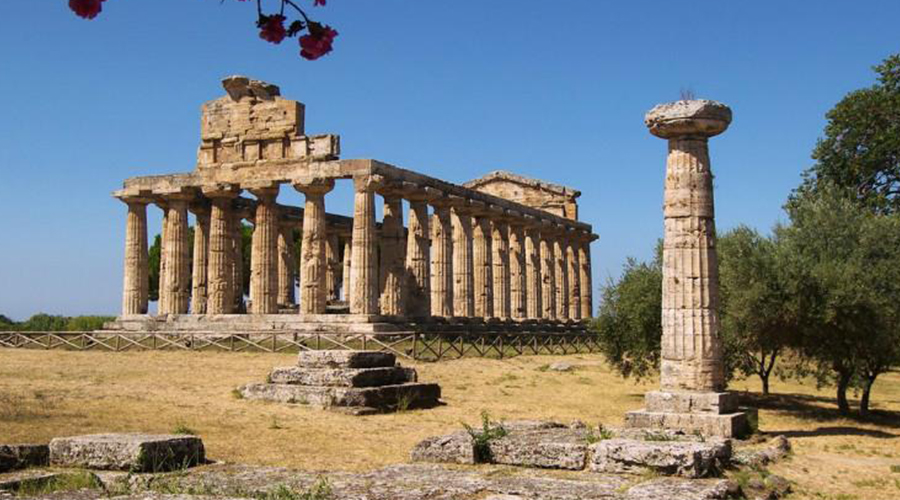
[0,330,600,361]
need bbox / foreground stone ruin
[238,350,441,413]
[105,76,598,343]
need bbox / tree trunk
[836,369,852,415]
[859,374,877,417]
[761,374,770,396]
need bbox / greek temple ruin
[106,76,598,337]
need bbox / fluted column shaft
[509,223,527,319]
[452,206,475,317]
[206,194,236,314]
[540,229,556,320]
[350,175,382,315]
[231,209,246,313]
[121,199,149,315]
[277,225,296,307]
[473,216,494,318]
[190,205,211,314]
[250,187,279,314]
[567,236,581,320]
[430,202,454,317]
[159,198,191,315]
[342,238,352,301]
[579,240,593,318]
[379,193,406,316]
[157,202,169,309]
[326,233,340,302]
[296,179,334,315]
[405,199,431,317]
[554,235,569,320]
[524,226,542,319]
[491,220,511,319]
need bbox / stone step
[269,366,417,387]
[49,434,205,472]
[590,438,731,478]
[296,350,396,369]
[239,382,441,411]
[624,409,749,438]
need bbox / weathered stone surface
[268,366,416,387]
[464,171,581,221]
[489,426,588,470]
[644,391,738,414]
[590,438,731,478]
[410,432,476,465]
[547,361,574,372]
[644,100,732,139]
[239,382,441,410]
[731,435,791,467]
[624,410,748,439]
[48,434,205,472]
[0,444,49,473]
[296,350,396,369]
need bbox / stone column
[491,217,511,319]
[341,238,352,301]
[553,229,569,320]
[249,186,279,314]
[190,203,211,314]
[155,200,169,311]
[326,233,341,303]
[404,194,431,317]
[120,197,150,315]
[158,196,192,315]
[350,174,383,315]
[204,188,239,314]
[539,224,556,320]
[473,212,494,318]
[451,202,475,318]
[579,237,593,319]
[277,224,296,308]
[566,233,581,320]
[430,198,454,318]
[508,221,527,319]
[524,221,542,319]
[379,189,406,316]
[231,207,247,313]
[294,178,334,315]
[626,99,746,438]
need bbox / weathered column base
[624,390,750,438]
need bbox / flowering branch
[68,0,338,60]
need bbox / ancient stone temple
[107,76,598,337]
[625,100,749,437]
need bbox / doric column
[249,186,280,314]
[326,233,341,303]
[491,215,511,320]
[341,237,352,301]
[553,228,569,320]
[430,197,454,318]
[203,187,240,314]
[159,196,192,315]
[567,232,581,320]
[120,197,150,315]
[451,201,475,318]
[404,189,432,317]
[508,220,527,319]
[379,188,406,316]
[277,224,296,308]
[524,221,542,319]
[579,237,593,319]
[540,223,556,320]
[231,206,247,313]
[294,178,335,315]
[155,200,169,310]
[190,202,211,314]
[473,209,494,318]
[350,174,383,315]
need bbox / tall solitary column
[120,197,150,315]
[524,221,542,319]
[491,217,511,319]
[553,229,569,320]
[509,221,527,319]
[404,195,431,317]
[379,191,406,316]
[295,178,334,315]
[350,174,382,315]
[451,202,475,318]
[250,186,280,314]
[204,188,239,314]
[430,199,454,318]
[579,237,593,319]
[473,214,494,318]
[277,224,296,308]
[190,203,211,314]
[566,233,581,320]
[626,99,747,438]
[159,196,192,315]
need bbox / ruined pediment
[463,170,581,220]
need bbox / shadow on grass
[738,391,900,435]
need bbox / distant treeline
[0,314,114,332]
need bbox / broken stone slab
[410,431,476,465]
[239,382,441,410]
[624,477,739,500]
[488,426,590,470]
[589,438,731,478]
[296,350,396,369]
[731,435,791,467]
[0,444,49,473]
[268,366,416,387]
[49,434,205,472]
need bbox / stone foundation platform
[238,350,441,414]
[48,434,205,472]
[624,391,750,438]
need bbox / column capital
[117,195,153,206]
[645,100,731,140]
[352,173,385,193]
[249,185,280,201]
[293,177,335,196]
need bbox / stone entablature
[463,170,582,220]
[113,76,598,324]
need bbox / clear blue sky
[1,1,898,320]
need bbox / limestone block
[268,366,416,387]
[589,438,731,478]
[48,434,205,472]
[644,100,732,139]
[0,444,49,472]
[238,382,441,410]
[624,410,748,439]
[488,427,588,470]
[296,350,396,369]
[644,391,738,414]
[409,432,476,465]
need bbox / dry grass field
[0,349,898,500]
